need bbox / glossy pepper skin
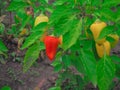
[96,41,111,58]
[34,14,49,26]
[43,36,62,61]
[90,20,107,44]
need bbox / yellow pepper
[90,20,107,44]
[34,14,49,26]
[96,41,111,58]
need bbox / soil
[0,59,58,90]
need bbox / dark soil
[0,59,58,90]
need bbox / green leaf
[102,0,120,8]
[62,18,82,50]
[0,23,5,34]
[75,75,84,90]
[19,15,32,31]
[49,5,72,25]
[91,0,102,6]
[97,26,114,40]
[21,31,43,49]
[80,49,97,86]
[23,43,40,72]
[111,55,120,63]
[52,52,63,72]
[115,65,120,79]
[0,39,8,52]
[54,63,63,72]
[0,51,8,58]
[45,0,48,3]
[80,39,93,50]
[53,0,67,6]
[70,41,80,51]
[1,86,11,90]
[7,1,28,11]
[49,86,61,90]
[62,55,71,67]
[106,36,115,43]
[77,0,86,5]
[32,22,47,32]
[39,42,45,50]
[71,54,84,73]
[97,56,115,90]
[54,15,77,36]
[99,8,116,22]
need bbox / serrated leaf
[49,5,72,25]
[0,39,8,52]
[54,15,76,36]
[62,19,82,50]
[97,56,115,90]
[21,31,43,49]
[23,43,40,72]
[7,1,28,11]
[80,49,97,86]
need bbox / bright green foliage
[0,23,5,34]
[62,19,82,50]
[21,31,43,49]
[97,56,115,90]
[7,1,28,11]
[80,49,97,86]
[23,42,45,72]
[6,0,120,90]
[0,39,8,52]
[0,86,11,90]
[48,86,61,90]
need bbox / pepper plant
[7,0,120,90]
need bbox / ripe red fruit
[44,36,62,61]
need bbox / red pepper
[43,36,62,61]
